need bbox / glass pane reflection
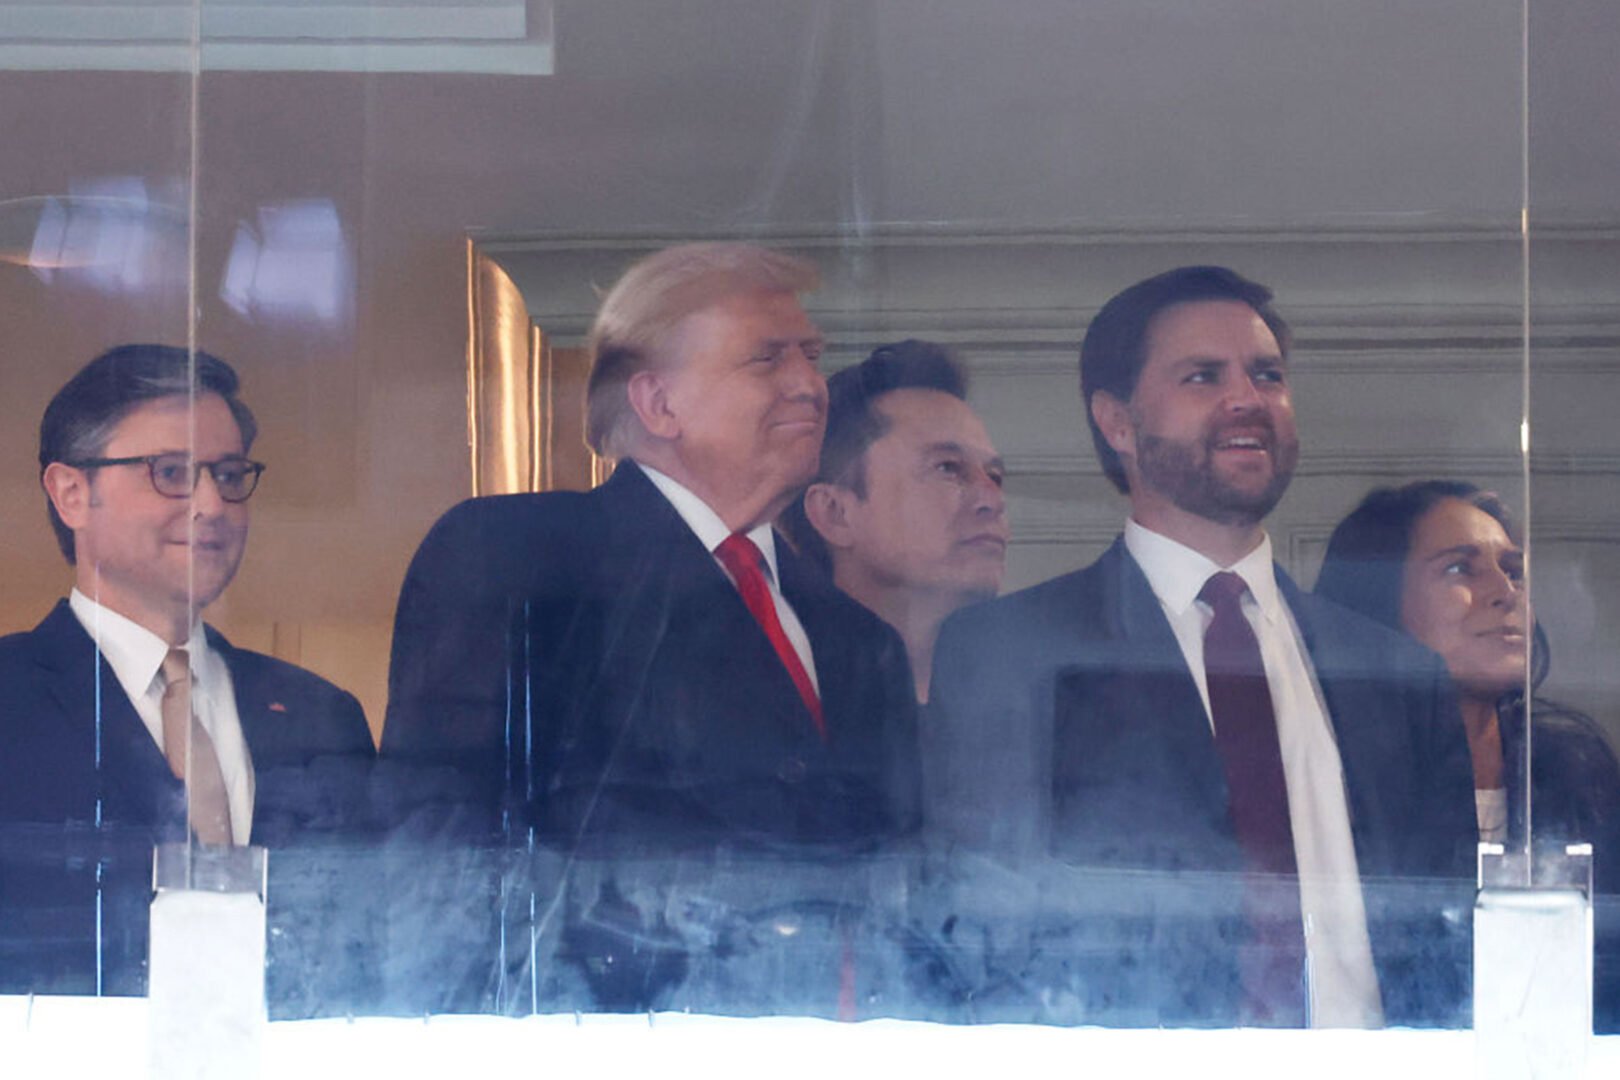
[4,0,1618,1062]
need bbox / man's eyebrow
[1171,353,1286,366]
[1425,543,1480,563]
[922,442,1004,469]
[759,333,825,351]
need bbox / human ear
[1090,391,1136,459]
[626,369,681,440]
[42,462,92,530]
[803,483,855,550]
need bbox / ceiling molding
[1528,524,1620,546]
[474,218,1620,258]
[1016,519,1620,563]
[1001,451,1620,481]
[474,218,1537,250]
[476,223,1620,348]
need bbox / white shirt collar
[1123,519,1282,624]
[637,463,781,583]
[68,588,211,701]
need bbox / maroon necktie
[1199,570,1306,1024]
[714,533,825,739]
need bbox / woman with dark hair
[1317,479,1620,1027]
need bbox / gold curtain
[466,239,603,495]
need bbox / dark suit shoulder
[934,556,1116,679]
[410,490,603,593]
[382,480,636,764]
[781,548,896,641]
[1291,584,1453,681]
[0,603,100,751]
[209,631,374,760]
[0,600,84,667]
[433,489,598,534]
[0,612,76,815]
[0,625,47,671]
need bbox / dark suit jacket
[378,463,920,1014]
[0,600,375,997]
[927,537,1477,1026]
[382,460,921,852]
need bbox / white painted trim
[0,39,552,73]
[0,0,550,72]
[0,2,526,41]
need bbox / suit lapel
[1106,541,1228,804]
[207,627,268,764]
[594,464,821,742]
[31,601,184,833]
[776,536,863,738]
[204,627,266,846]
[1050,540,1233,861]
[1279,577,1392,854]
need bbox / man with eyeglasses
[0,343,374,997]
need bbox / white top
[1476,787,1509,844]
[1123,520,1384,1029]
[69,589,256,845]
[638,464,819,693]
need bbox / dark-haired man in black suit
[0,344,375,999]
[929,267,1477,1027]
[789,340,1009,706]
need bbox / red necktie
[714,533,825,739]
[1200,570,1306,1025]
[716,533,848,1015]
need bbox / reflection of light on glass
[14,178,170,294]
[220,199,352,330]
[1520,419,1530,455]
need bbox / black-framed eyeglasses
[66,453,266,503]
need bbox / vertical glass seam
[1518,0,1534,879]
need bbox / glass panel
[1526,0,1620,1036]
[0,0,204,1001]
[21,0,1614,1066]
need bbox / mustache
[1205,415,1277,447]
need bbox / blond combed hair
[584,242,821,459]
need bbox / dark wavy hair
[779,339,967,571]
[1315,480,1550,687]
[1320,481,1620,883]
[1080,265,1290,494]
[40,344,256,564]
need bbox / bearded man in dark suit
[382,244,919,1015]
[929,266,1477,1028]
[0,344,375,999]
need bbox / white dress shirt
[1124,520,1384,1028]
[70,589,256,844]
[638,464,819,692]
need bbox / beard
[1134,419,1298,527]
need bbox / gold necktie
[159,647,235,846]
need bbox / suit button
[778,757,808,784]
